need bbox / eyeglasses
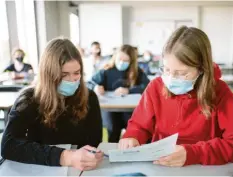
[159,66,190,80]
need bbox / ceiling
[71,0,233,7]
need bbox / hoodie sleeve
[123,81,156,144]
[182,82,233,165]
[129,69,150,94]
[1,89,64,166]
[91,69,105,87]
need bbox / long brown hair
[163,26,215,118]
[35,38,88,127]
[104,45,138,87]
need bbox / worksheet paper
[108,133,178,162]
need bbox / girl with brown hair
[92,44,150,142]
[1,38,103,171]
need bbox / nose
[119,59,124,63]
[67,74,80,82]
[170,72,176,78]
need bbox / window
[15,0,38,72]
[70,13,79,45]
[0,0,11,72]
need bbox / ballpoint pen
[84,149,109,158]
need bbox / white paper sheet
[108,133,178,162]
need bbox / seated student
[92,44,150,142]
[83,41,109,81]
[138,50,154,75]
[1,38,103,170]
[119,26,233,166]
[4,48,33,79]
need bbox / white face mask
[144,56,151,62]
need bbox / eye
[74,72,81,75]
[62,73,68,78]
[179,72,188,76]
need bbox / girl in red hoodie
[119,26,233,167]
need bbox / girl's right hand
[94,85,105,95]
[118,138,140,150]
[60,145,103,171]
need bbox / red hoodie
[123,64,233,165]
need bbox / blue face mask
[161,75,198,95]
[58,80,80,96]
[115,61,130,71]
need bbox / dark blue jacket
[92,67,150,94]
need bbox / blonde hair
[12,48,25,58]
[35,38,88,128]
[104,45,138,87]
[163,26,215,118]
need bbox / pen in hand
[84,149,109,158]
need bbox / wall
[124,4,233,64]
[44,1,59,41]
[202,7,233,65]
[130,6,200,26]
[58,1,70,39]
[122,6,131,44]
[44,1,71,41]
[79,4,123,55]
[35,1,72,57]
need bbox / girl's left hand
[115,87,129,96]
[153,145,187,167]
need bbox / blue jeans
[101,111,132,142]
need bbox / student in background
[1,39,103,170]
[92,44,150,142]
[119,26,233,166]
[138,50,154,75]
[142,50,153,62]
[4,49,33,79]
[83,41,108,81]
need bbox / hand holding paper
[153,145,187,167]
[109,133,178,162]
[118,138,140,150]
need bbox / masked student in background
[119,26,233,167]
[3,49,33,79]
[83,41,109,81]
[138,50,155,75]
[92,44,150,142]
[1,38,104,171]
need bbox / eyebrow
[62,69,81,74]
[175,69,189,72]
[164,66,189,72]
